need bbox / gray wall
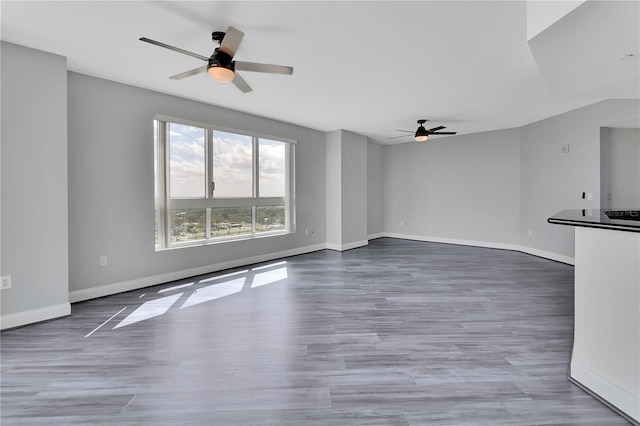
[325,130,342,246]
[367,140,384,237]
[1,42,70,324]
[383,128,520,246]
[380,99,639,261]
[68,72,326,300]
[325,130,368,249]
[600,127,612,209]
[340,131,367,246]
[607,128,640,209]
[519,99,640,259]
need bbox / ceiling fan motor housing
[208,48,235,72]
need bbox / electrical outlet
[99,256,108,267]
[1,275,12,290]
[305,228,309,236]
[528,229,533,237]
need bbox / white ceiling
[1,1,638,144]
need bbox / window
[154,116,295,249]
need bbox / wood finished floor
[0,238,632,425]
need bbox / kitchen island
[548,209,639,424]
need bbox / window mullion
[206,129,213,240]
[207,129,214,198]
[286,143,295,233]
[253,136,258,234]
[157,121,171,248]
[253,136,259,198]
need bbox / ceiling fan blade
[395,129,414,133]
[428,126,446,132]
[235,61,294,75]
[430,132,457,135]
[232,72,252,93]
[388,134,412,139]
[169,65,208,80]
[219,26,244,57]
[139,37,209,62]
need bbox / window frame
[154,114,296,250]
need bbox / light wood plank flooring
[1,238,632,425]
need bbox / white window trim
[154,114,296,250]
[154,114,297,145]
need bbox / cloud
[171,139,205,162]
[170,158,205,198]
[163,126,288,199]
[259,140,286,197]
[212,133,253,197]
[167,123,207,197]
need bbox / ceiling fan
[139,26,293,93]
[390,119,457,142]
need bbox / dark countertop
[548,209,640,233]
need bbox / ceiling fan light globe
[208,66,234,83]
[415,134,429,142]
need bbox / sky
[164,123,286,199]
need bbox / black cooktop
[548,209,640,232]
[603,210,640,221]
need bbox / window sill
[155,230,291,252]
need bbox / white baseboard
[383,232,520,251]
[381,232,575,265]
[0,303,71,330]
[516,245,575,265]
[69,243,327,303]
[367,232,385,240]
[325,240,369,252]
[571,361,640,422]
